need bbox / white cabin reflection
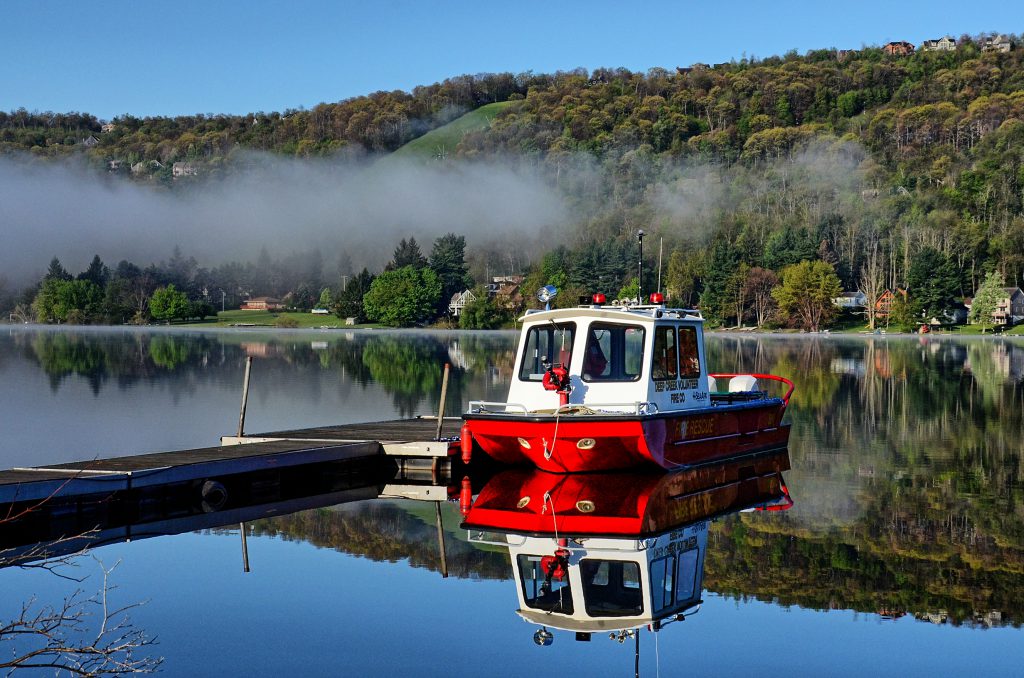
[463,448,791,643]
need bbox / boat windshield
[650,547,700,613]
[652,325,679,380]
[519,323,576,381]
[582,324,645,382]
[580,559,643,617]
[517,554,574,614]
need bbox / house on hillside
[172,161,199,178]
[448,289,476,317]
[833,291,867,309]
[883,41,915,56]
[131,160,163,175]
[929,302,968,326]
[992,287,1024,325]
[489,275,525,311]
[983,35,1012,53]
[240,297,284,311]
[874,289,907,318]
[81,135,99,147]
[921,36,956,52]
[172,161,198,177]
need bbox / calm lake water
[1,326,1023,676]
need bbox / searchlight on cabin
[537,285,558,310]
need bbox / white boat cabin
[469,522,707,636]
[506,303,712,414]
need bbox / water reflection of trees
[249,503,510,580]
[706,335,1024,627]
[15,329,517,414]
[16,329,1024,625]
[21,331,222,395]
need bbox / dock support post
[240,522,251,573]
[237,356,253,438]
[435,362,450,440]
[434,501,448,578]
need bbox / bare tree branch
[2,501,162,675]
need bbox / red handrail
[756,481,794,512]
[709,373,795,407]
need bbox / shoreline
[5,322,1024,341]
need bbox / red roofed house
[884,41,915,56]
[240,297,284,311]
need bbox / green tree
[45,256,72,281]
[665,249,704,308]
[429,233,472,316]
[333,268,375,322]
[887,292,914,331]
[387,237,427,270]
[907,247,959,320]
[968,271,1005,331]
[317,287,334,309]
[699,240,739,325]
[617,276,639,301]
[363,266,441,327]
[33,278,102,323]
[149,284,189,323]
[459,288,506,329]
[78,255,109,287]
[772,260,842,331]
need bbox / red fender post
[460,421,473,464]
[459,476,473,516]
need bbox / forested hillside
[4,34,1024,328]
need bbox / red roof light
[592,293,606,305]
[649,292,665,304]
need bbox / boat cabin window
[517,554,574,614]
[651,547,700,613]
[580,559,642,617]
[582,324,645,382]
[676,548,699,604]
[518,323,576,381]
[678,326,701,379]
[652,325,679,380]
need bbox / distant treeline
[4,34,1024,329]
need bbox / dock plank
[257,417,462,443]
[2,417,458,506]
[1,439,382,502]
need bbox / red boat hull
[461,449,792,536]
[463,400,789,473]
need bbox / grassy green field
[390,101,515,160]
[181,309,378,329]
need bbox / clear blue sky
[2,0,1019,120]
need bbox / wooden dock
[223,416,463,458]
[0,417,462,506]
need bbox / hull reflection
[461,449,792,644]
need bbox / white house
[448,289,477,317]
[833,291,867,309]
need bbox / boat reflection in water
[460,448,792,646]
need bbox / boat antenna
[637,229,645,304]
[657,236,663,294]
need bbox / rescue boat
[461,286,793,472]
[460,450,792,643]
